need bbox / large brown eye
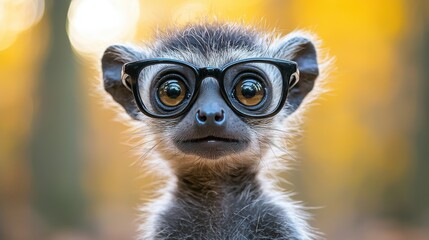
[158,79,187,107]
[234,79,265,106]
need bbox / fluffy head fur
[101,21,332,240]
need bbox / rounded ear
[271,32,319,112]
[101,44,146,119]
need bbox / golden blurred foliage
[1,0,428,239]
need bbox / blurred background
[1,0,428,239]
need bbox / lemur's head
[101,22,319,170]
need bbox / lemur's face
[101,23,319,166]
[123,53,299,161]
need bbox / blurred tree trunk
[412,0,429,224]
[29,0,88,229]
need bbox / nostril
[197,110,207,122]
[214,110,225,122]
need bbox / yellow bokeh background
[1,0,428,239]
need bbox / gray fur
[101,22,325,240]
[155,166,300,240]
[155,23,263,55]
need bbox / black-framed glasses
[121,58,299,119]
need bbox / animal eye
[158,79,187,107]
[234,78,265,106]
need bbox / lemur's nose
[196,107,225,126]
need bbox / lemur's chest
[154,192,300,240]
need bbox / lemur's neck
[154,164,301,239]
[175,165,262,205]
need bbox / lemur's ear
[101,45,146,119]
[271,33,319,111]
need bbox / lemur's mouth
[182,136,240,143]
[175,135,248,159]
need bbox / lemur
[101,22,328,240]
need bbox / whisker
[138,140,163,162]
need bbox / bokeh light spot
[0,0,44,51]
[67,0,140,59]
